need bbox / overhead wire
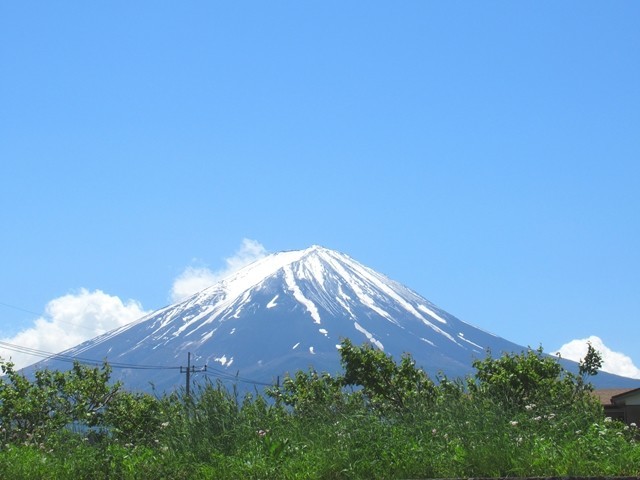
[200,367,274,387]
[0,301,43,317]
[0,340,180,370]
[0,301,277,387]
[0,299,114,332]
[0,339,275,387]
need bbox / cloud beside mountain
[1,239,268,370]
[0,289,148,369]
[555,335,640,380]
[169,239,268,302]
[2,239,639,385]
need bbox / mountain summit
[28,246,639,392]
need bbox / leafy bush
[0,339,638,478]
[0,360,119,444]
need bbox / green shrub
[0,339,639,478]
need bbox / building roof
[611,387,640,404]
[593,388,634,406]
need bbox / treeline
[0,339,638,479]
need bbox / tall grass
[0,351,639,478]
[0,381,638,479]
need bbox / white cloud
[0,239,268,370]
[170,238,268,302]
[0,289,148,370]
[555,335,640,379]
[169,266,219,303]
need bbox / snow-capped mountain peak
[26,246,640,392]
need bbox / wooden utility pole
[180,352,207,398]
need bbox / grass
[2,384,637,479]
[0,345,638,478]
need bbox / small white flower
[509,421,518,426]
[604,417,613,423]
[630,423,637,428]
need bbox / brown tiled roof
[611,387,640,401]
[592,388,633,406]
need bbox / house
[594,388,640,424]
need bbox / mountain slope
[27,246,640,392]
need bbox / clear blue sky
[1,2,639,372]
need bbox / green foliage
[0,360,119,444]
[184,380,244,456]
[266,368,348,417]
[339,338,437,412]
[103,391,169,448]
[0,339,637,479]
[579,340,604,380]
[468,346,599,414]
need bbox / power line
[0,341,179,371]
[0,340,275,387]
[0,302,276,388]
[0,300,113,332]
[0,301,43,317]
[201,367,273,387]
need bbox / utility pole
[180,352,207,398]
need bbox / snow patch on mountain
[267,295,279,308]
[214,355,233,367]
[284,264,321,324]
[418,304,447,324]
[201,331,215,342]
[457,332,483,350]
[354,322,384,350]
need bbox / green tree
[0,360,120,444]
[469,347,600,415]
[578,341,603,383]
[103,391,169,447]
[339,338,436,412]
[266,368,347,417]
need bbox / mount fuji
[27,246,640,393]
